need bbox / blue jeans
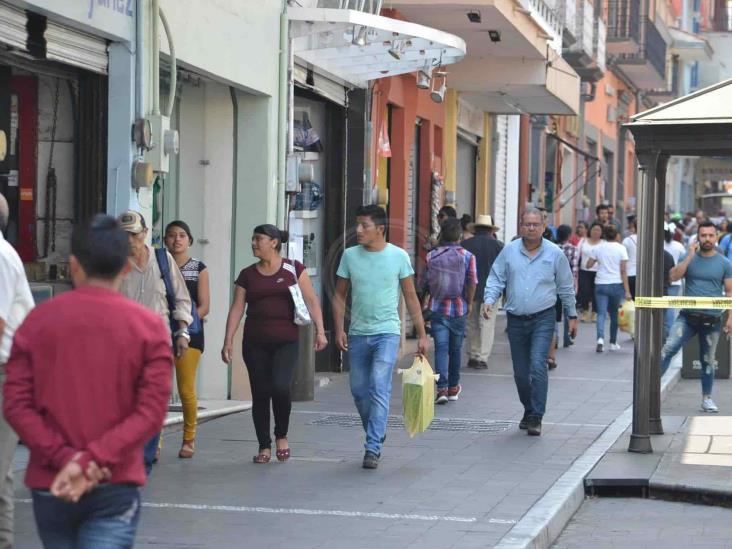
[595,283,625,343]
[506,308,555,418]
[348,334,401,455]
[664,285,681,340]
[32,484,141,549]
[431,313,466,389]
[143,432,161,476]
[661,312,721,396]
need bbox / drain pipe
[159,7,177,118]
[276,4,289,227]
[135,0,146,119]
[151,0,160,116]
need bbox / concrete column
[475,112,492,216]
[442,89,459,198]
[106,42,137,215]
[629,152,658,454]
[649,155,669,434]
[517,114,530,231]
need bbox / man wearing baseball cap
[461,215,503,369]
[118,210,192,471]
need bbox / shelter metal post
[629,152,658,453]
[649,155,669,434]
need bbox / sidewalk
[11,316,636,548]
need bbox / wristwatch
[568,315,578,320]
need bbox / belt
[506,306,555,321]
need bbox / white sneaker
[701,397,719,413]
[609,343,621,352]
[596,338,604,353]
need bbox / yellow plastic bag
[619,299,635,335]
[398,356,440,438]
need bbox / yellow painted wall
[443,89,459,196]
[475,113,492,216]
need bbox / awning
[288,7,466,87]
[0,1,27,51]
[669,27,713,62]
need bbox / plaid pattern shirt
[560,241,580,283]
[422,244,478,317]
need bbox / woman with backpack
[421,218,478,404]
[221,225,327,464]
[165,220,210,459]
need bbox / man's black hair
[356,204,388,232]
[439,218,462,243]
[556,224,572,244]
[596,203,609,215]
[698,220,717,233]
[627,216,637,230]
[71,214,130,280]
[438,205,457,218]
[603,224,618,241]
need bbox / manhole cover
[311,414,511,434]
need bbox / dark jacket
[461,230,504,302]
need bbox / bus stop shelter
[625,77,732,453]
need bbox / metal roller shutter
[0,2,26,51]
[294,64,348,107]
[493,115,508,242]
[44,21,108,74]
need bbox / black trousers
[242,340,299,450]
[628,276,636,300]
[578,270,597,312]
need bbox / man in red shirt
[2,215,172,548]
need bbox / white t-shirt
[589,241,629,285]
[664,240,686,287]
[579,238,601,271]
[622,234,638,277]
[0,232,35,364]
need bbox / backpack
[155,248,202,335]
[427,247,467,300]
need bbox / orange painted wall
[370,73,445,254]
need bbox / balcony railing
[606,0,640,53]
[643,19,666,80]
[613,18,667,88]
[561,0,578,42]
[518,0,564,51]
[310,0,383,13]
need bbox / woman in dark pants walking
[222,225,327,463]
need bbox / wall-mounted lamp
[430,71,447,103]
[352,25,368,46]
[388,39,404,60]
[467,10,481,23]
[488,29,501,42]
[416,63,432,89]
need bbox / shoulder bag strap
[155,248,177,318]
[281,258,299,284]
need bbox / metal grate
[311,414,512,434]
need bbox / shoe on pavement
[519,412,531,430]
[448,385,462,401]
[467,359,478,369]
[701,397,719,413]
[476,361,488,370]
[362,451,380,469]
[596,338,604,353]
[609,343,621,352]
[527,417,542,436]
[435,389,449,405]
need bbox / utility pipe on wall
[135,0,146,119]
[276,4,289,227]
[151,0,160,116]
[159,7,177,118]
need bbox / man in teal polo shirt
[333,205,429,469]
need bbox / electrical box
[144,114,179,173]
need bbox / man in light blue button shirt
[482,208,578,436]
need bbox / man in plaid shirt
[421,218,477,404]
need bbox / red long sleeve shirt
[2,285,173,489]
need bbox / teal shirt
[336,243,414,336]
[681,251,732,317]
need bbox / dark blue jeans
[32,484,141,549]
[661,312,721,396]
[430,313,467,389]
[143,432,161,476]
[506,308,555,419]
[595,283,625,343]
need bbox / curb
[162,403,251,430]
[494,362,682,549]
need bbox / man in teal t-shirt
[333,205,429,470]
[661,221,732,413]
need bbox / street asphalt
[11,314,636,548]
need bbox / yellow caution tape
[634,296,732,309]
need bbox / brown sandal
[275,438,290,462]
[178,440,195,459]
[253,449,271,464]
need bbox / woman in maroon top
[222,225,327,463]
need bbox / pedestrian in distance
[661,221,732,413]
[164,220,210,459]
[460,213,474,242]
[420,217,477,404]
[333,205,429,469]
[222,225,327,464]
[118,210,193,474]
[594,204,610,227]
[664,223,686,339]
[578,222,603,322]
[606,204,623,236]
[570,221,587,247]
[3,215,173,548]
[482,208,578,436]
[586,224,631,353]
[623,217,638,300]
[461,214,504,370]
[555,224,579,351]
[0,193,34,548]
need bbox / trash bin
[681,331,731,379]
